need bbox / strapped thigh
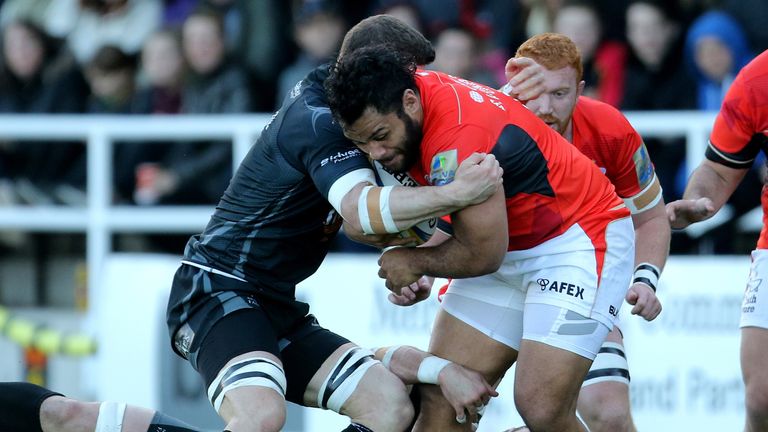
[206,356,287,412]
[315,346,377,412]
[582,341,630,387]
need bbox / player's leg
[0,382,199,432]
[413,309,518,432]
[167,264,289,432]
[742,327,768,432]
[280,315,414,432]
[194,309,287,432]
[515,218,634,431]
[412,271,525,432]
[577,326,636,432]
[514,305,607,431]
[740,250,768,432]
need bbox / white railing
[0,112,717,308]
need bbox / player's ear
[402,89,421,117]
[577,80,585,98]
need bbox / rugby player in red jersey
[327,43,635,431]
[667,49,768,432]
[501,32,670,432]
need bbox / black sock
[147,412,201,431]
[341,423,375,432]
[0,382,63,432]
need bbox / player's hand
[388,276,434,306]
[438,363,498,429]
[626,282,662,321]
[666,197,716,230]
[451,152,504,206]
[378,248,422,291]
[501,57,546,102]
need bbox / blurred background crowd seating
[0,0,766,308]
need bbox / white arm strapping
[624,174,663,214]
[327,168,377,214]
[95,402,127,432]
[417,356,452,384]
[358,185,400,234]
[381,345,402,369]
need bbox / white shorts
[441,218,634,359]
[740,249,768,329]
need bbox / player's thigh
[741,328,768,397]
[276,315,395,416]
[195,309,287,420]
[578,326,631,412]
[438,272,525,381]
[305,344,411,419]
[516,303,610,408]
[429,307,519,382]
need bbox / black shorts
[167,264,350,404]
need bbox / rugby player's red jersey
[572,96,659,208]
[707,50,768,248]
[410,70,629,251]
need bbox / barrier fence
[0,111,717,318]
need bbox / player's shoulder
[738,50,768,82]
[575,96,624,120]
[574,96,636,136]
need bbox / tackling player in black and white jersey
[165,15,511,432]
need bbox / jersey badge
[429,150,458,186]
[633,143,654,188]
[469,90,484,103]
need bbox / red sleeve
[708,62,763,168]
[607,127,652,199]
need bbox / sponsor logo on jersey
[633,143,654,188]
[469,90,484,103]
[429,149,458,185]
[536,277,584,299]
[320,149,362,167]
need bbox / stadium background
[0,0,766,430]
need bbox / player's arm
[377,188,508,290]
[334,152,503,236]
[666,159,748,229]
[627,182,669,320]
[374,345,497,424]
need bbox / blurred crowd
[0,0,765,254]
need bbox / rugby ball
[372,160,438,245]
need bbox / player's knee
[353,373,414,430]
[226,396,286,432]
[580,401,632,432]
[579,388,632,431]
[515,388,573,430]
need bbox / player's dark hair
[339,15,435,66]
[326,44,416,126]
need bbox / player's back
[413,71,628,250]
[184,65,363,290]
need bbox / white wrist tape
[633,263,661,292]
[381,345,402,369]
[95,401,126,432]
[417,356,452,384]
[358,185,399,234]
